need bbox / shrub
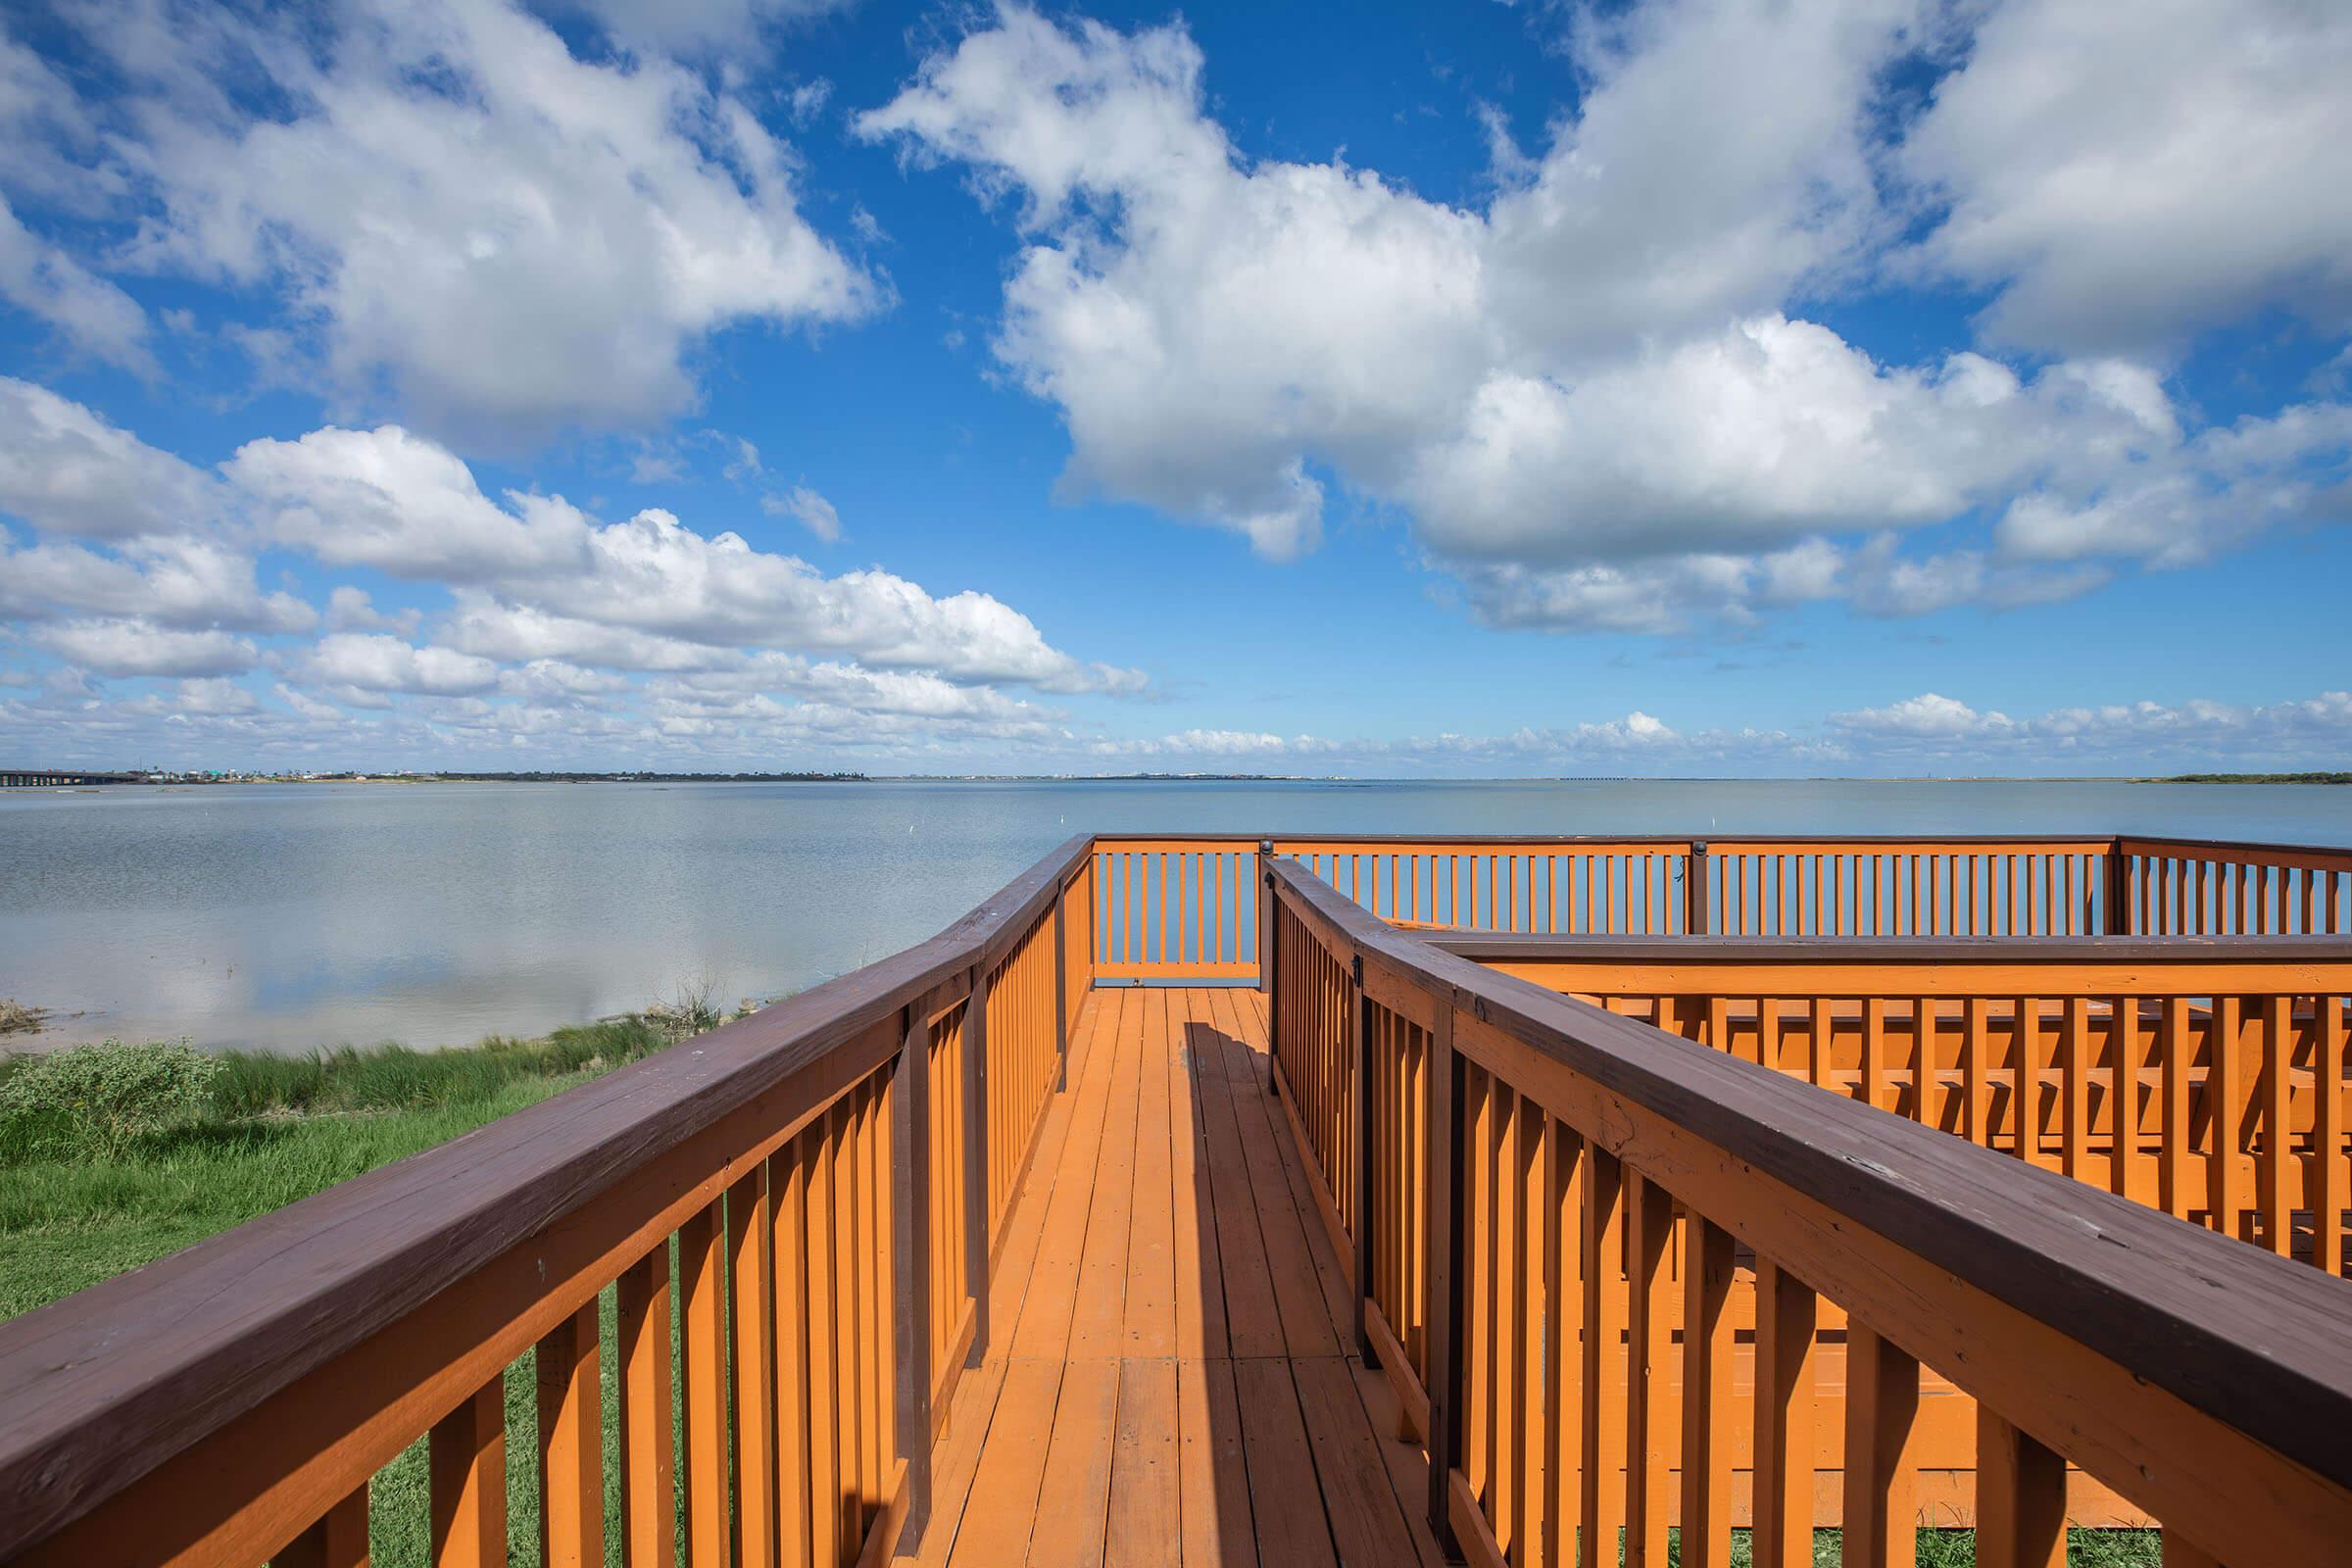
[0,1039,223,1161]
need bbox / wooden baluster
[679,1200,727,1568]
[859,1081,887,1538]
[2213,998,2245,1242]
[2322,995,2346,1276]
[2113,996,2141,1201]
[836,1097,869,1544]
[1426,1006,1464,1553]
[2063,997,2090,1182]
[275,1488,368,1568]
[1965,997,1991,1150]
[775,1135,813,1567]
[2262,996,2293,1256]
[1623,1173,1672,1568]
[965,965,991,1362]
[2162,998,2192,1221]
[1494,1090,1534,1558]
[618,1244,677,1568]
[1580,1148,1627,1568]
[1840,1323,1919,1568]
[2016,997,2041,1165]
[1976,1407,2065,1568]
[1751,1261,1817,1568]
[1464,1067,1494,1508]
[1862,998,1887,1115]
[1546,1129,1586,1568]
[1910,997,1935,1125]
[806,1119,843,1567]
[729,1165,777,1567]
[1350,961,1374,1360]
[1811,996,1834,1092]
[536,1299,604,1568]
[428,1380,506,1568]
[1679,1215,1735,1568]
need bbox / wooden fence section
[1091,836,1259,979]
[1435,935,2352,1278]
[1699,840,2119,936]
[2120,836,2352,935]
[0,837,1096,1568]
[1264,856,2352,1565]
[1281,840,1691,935]
[1102,835,2352,981]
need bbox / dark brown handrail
[1265,855,2352,1542]
[1415,930,2352,961]
[0,833,1094,1559]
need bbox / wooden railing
[0,836,1094,1568]
[1098,835,2352,981]
[1091,835,1260,979]
[1263,856,2352,1565]
[2118,835,2352,935]
[1428,934,2352,1278]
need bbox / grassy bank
[0,1018,685,1565]
[0,1018,672,1318]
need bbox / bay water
[2,778,2343,1053]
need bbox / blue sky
[0,0,2346,776]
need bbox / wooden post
[1686,840,1711,935]
[2105,841,2132,935]
[1257,840,1276,994]
[1053,882,1070,1093]
[963,962,991,1366]
[1349,952,1375,1364]
[1424,1002,1463,1556]
[892,1005,934,1547]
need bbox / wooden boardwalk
[900,987,1440,1568]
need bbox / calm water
[2,778,2345,1052]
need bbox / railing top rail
[2117,832,2352,866]
[1415,930,2352,963]
[1081,828,2352,858]
[1265,856,2352,1491]
[0,832,1095,1555]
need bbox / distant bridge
[0,769,143,787]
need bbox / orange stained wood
[897,987,1434,1568]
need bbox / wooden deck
[899,987,1439,1568]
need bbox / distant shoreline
[10,769,2345,786]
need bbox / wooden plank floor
[899,988,1441,1568]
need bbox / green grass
[0,1019,669,1320]
[1655,1525,2161,1565]
[0,1018,686,1566]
